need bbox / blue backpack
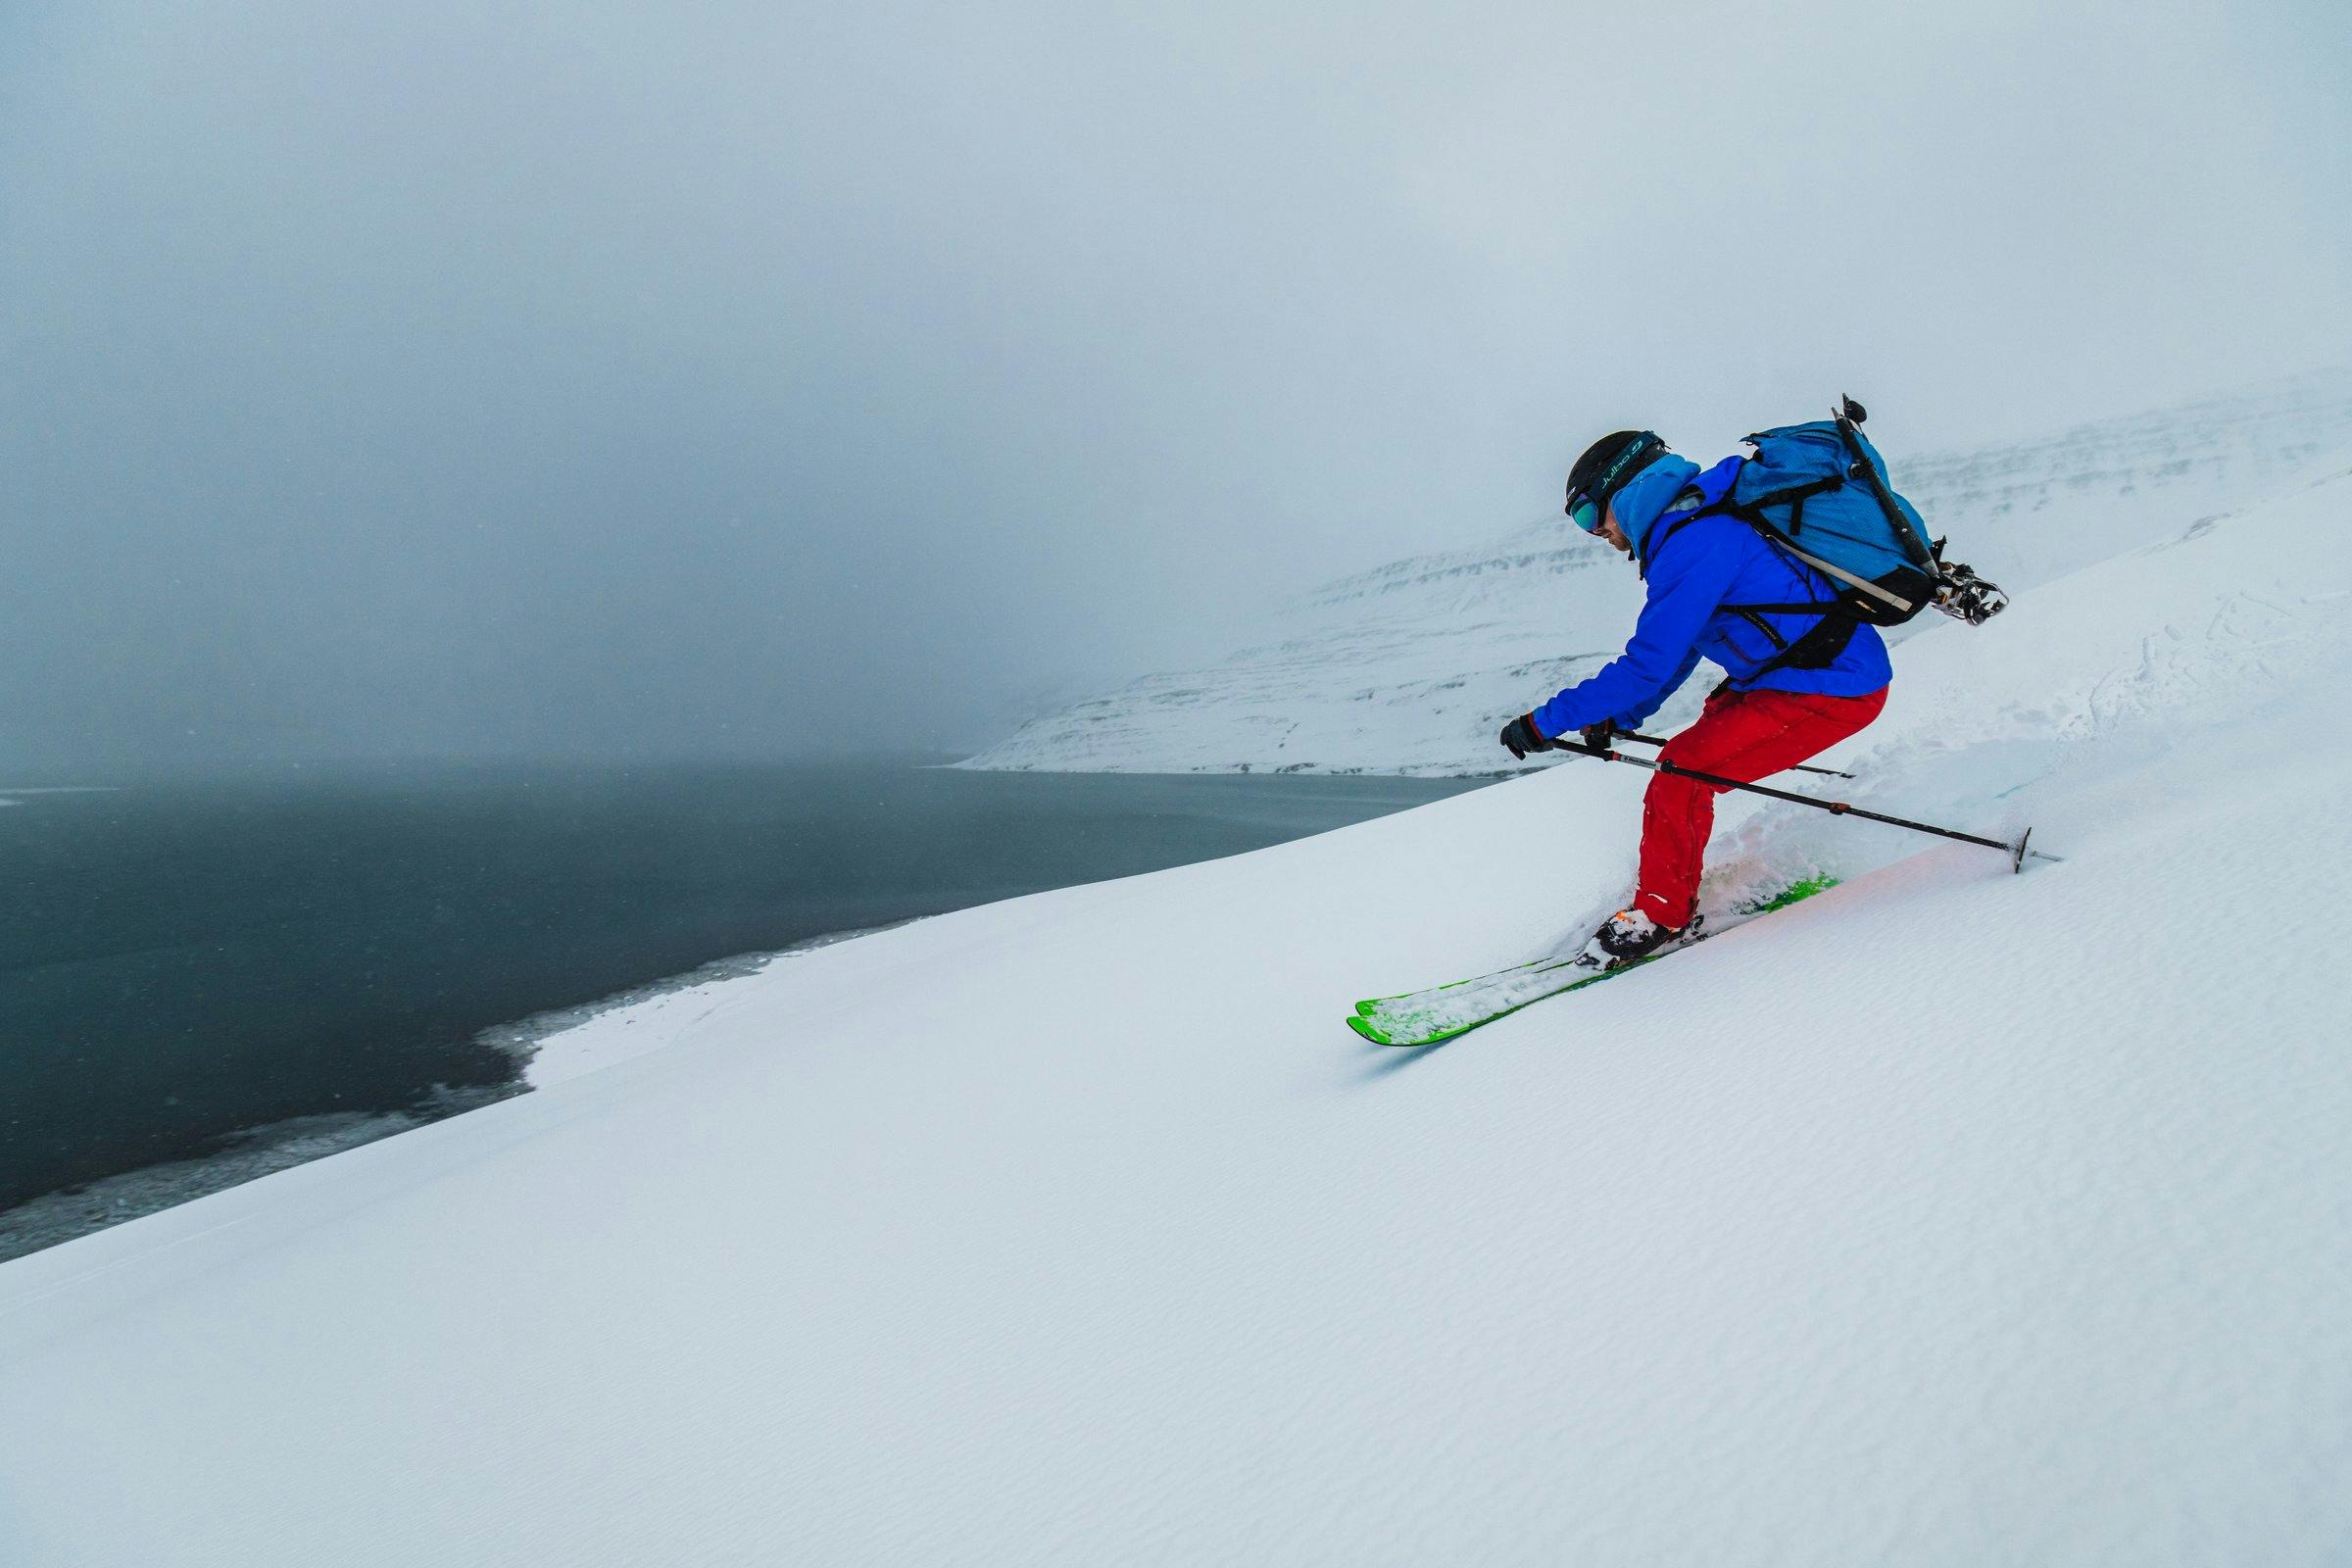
[1698,398,1942,627]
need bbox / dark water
[1,760,1477,1240]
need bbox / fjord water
[1,760,1478,1251]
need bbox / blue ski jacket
[1529,454,1892,738]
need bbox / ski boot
[1578,906,1701,971]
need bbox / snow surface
[963,368,2352,775]
[3,441,2349,1562]
[510,926,905,1090]
[0,1109,444,1266]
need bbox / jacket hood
[1607,455,1701,555]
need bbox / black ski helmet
[1565,429,1668,528]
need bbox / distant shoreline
[2,764,1474,1262]
[488,918,923,1089]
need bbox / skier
[1499,429,1892,970]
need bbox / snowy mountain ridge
[964,367,2352,774]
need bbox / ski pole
[1563,742,2061,872]
[1611,729,1853,779]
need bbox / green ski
[1347,877,1838,1048]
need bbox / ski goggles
[1565,432,1666,532]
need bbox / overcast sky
[4,0,2347,771]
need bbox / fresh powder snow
[3,422,2350,1564]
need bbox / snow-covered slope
[3,450,2349,1563]
[966,368,2352,774]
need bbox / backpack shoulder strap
[1644,480,1861,678]
[1711,503,1862,677]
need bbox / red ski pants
[1635,683,1888,931]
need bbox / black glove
[1579,720,1616,755]
[1498,713,1556,761]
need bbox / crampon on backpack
[1683,398,2007,658]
